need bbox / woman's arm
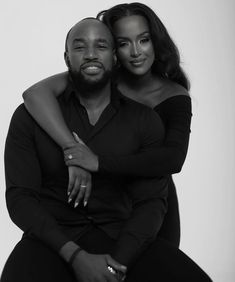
[23,72,75,148]
[64,96,191,178]
[98,95,192,177]
[23,73,191,178]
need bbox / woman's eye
[98,44,107,49]
[140,37,150,44]
[118,41,128,48]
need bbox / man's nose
[130,43,141,57]
[84,47,98,59]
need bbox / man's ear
[64,51,70,68]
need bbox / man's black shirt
[5,85,168,266]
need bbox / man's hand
[64,133,99,172]
[71,250,127,282]
[67,166,92,207]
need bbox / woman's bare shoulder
[147,79,190,107]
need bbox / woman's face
[113,15,155,76]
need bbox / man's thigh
[1,237,75,282]
[126,238,211,282]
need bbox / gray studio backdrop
[0,1,234,281]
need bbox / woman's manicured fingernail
[84,201,87,207]
[67,191,70,196]
[68,198,72,203]
[74,202,79,208]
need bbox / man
[2,18,168,282]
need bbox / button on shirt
[5,84,167,266]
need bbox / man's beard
[69,66,112,93]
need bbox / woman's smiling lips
[129,59,146,67]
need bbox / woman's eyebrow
[116,31,150,40]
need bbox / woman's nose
[130,43,141,57]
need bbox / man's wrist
[59,241,80,263]
[68,246,84,267]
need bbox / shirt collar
[63,77,125,110]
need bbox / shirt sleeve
[4,105,68,252]
[111,176,168,267]
[99,95,192,177]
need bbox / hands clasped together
[64,132,98,208]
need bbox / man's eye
[98,45,108,49]
[74,46,85,50]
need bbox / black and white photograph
[0,1,234,281]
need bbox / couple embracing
[2,3,212,282]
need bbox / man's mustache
[81,60,103,69]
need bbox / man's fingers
[105,272,118,282]
[65,159,77,166]
[106,256,127,273]
[64,151,79,162]
[64,147,81,156]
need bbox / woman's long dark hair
[97,2,190,90]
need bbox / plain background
[0,0,234,281]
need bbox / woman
[23,3,191,248]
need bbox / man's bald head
[64,17,116,93]
[65,17,114,52]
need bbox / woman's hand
[64,132,99,172]
[68,166,92,207]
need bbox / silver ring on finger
[107,266,117,275]
[68,154,73,160]
[80,184,87,188]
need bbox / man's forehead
[68,19,114,45]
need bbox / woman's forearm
[23,72,75,148]
[98,146,186,177]
[98,96,192,177]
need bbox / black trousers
[1,225,212,282]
